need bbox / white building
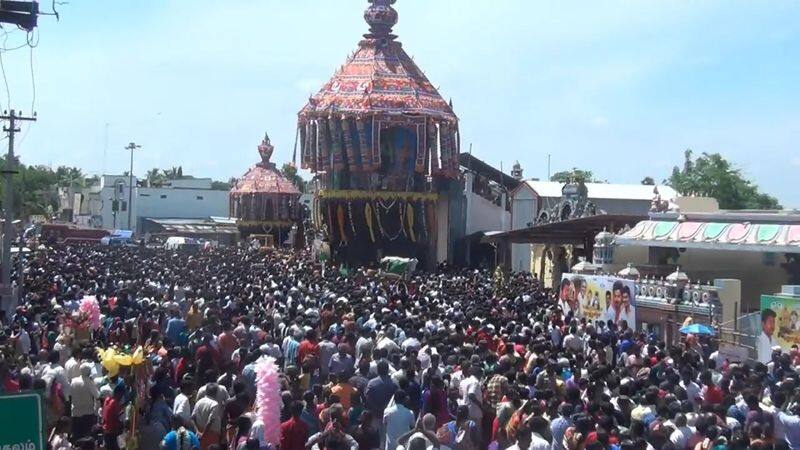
[509,180,678,272]
[454,153,517,267]
[74,175,229,234]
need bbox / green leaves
[281,163,306,193]
[668,149,781,210]
[549,168,604,183]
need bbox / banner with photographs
[758,295,800,363]
[559,273,636,326]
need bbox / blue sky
[1,1,799,205]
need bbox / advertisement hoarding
[758,294,800,363]
[559,273,636,326]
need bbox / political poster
[559,273,636,326]
[758,294,800,364]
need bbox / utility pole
[125,142,140,232]
[547,153,551,181]
[0,109,35,311]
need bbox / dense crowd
[2,244,800,450]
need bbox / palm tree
[162,166,184,180]
[146,168,166,186]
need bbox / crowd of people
[1,243,800,450]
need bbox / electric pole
[0,109,35,311]
[125,142,140,232]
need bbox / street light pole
[124,142,140,231]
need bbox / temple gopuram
[298,0,461,266]
[230,134,302,242]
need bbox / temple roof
[298,0,457,122]
[230,134,301,196]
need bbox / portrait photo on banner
[559,273,636,326]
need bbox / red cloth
[298,340,320,367]
[199,430,220,450]
[102,397,123,433]
[175,357,189,384]
[218,332,238,362]
[704,385,724,405]
[196,345,221,371]
[2,377,19,393]
[280,417,309,450]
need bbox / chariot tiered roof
[230,134,300,196]
[298,0,456,122]
[296,0,460,178]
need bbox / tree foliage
[640,176,655,186]
[211,180,231,190]
[145,166,233,190]
[550,168,604,184]
[281,163,306,193]
[0,158,84,218]
[668,149,781,210]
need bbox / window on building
[196,196,203,200]
[160,194,167,199]
[120,201,127,212]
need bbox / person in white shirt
[69,363,99,440]
[669,414,694,449]
[65,348,82,381]
[459,366,484,424]
[383,391,415,450]
[680,370,702,407]
[507,426,533,450]
[396,414,449,450]
[192,383,223,448]
[529,417,551,450]
[173,379,194,425]
[42,350,71,398]
[12,325,31,356]
[758,308,777,364]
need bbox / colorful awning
[616,219,800,253]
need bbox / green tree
[641,176,655,185]
[0,158,59,218]
[85,175,100,186]
[146,168,166,186]
[211,180,231,190]
[550,168,602,183]
[162,166,181,180]
[55,166,85,188]
[668,149,781,210]
[281,163,306,193]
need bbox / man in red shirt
[195,334,221,378]
[217,322,239,363]
[102,384,126,450]
[280,401,309,450]
[297,330,320,369]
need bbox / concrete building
[509,180,678,272]
[73,175,229,234]
[456,153,518,267]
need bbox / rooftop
[230,134,301,196]
[521,180,677,201]
[298,0,456,122]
